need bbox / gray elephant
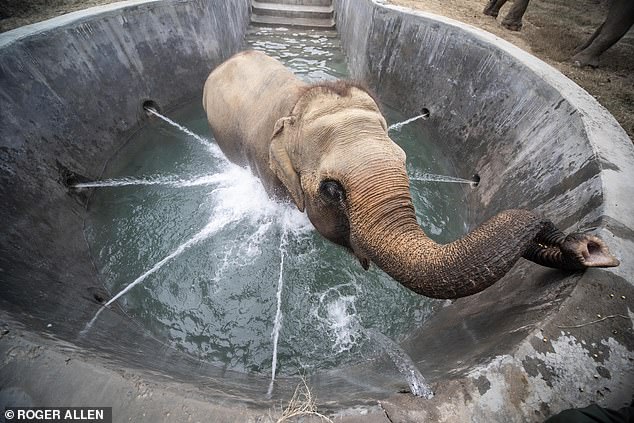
[483,0,634,67]
[202,50,619,299]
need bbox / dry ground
[1,0,632,140]
[0,0,121,30]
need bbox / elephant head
[268,81,619,299]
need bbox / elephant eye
[320,180,346,204]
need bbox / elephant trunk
[344,164,563,299]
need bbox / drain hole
[420,107,430,119]
[57,162,90,189]
[142,100,160,117]
[65,174,84,188]
[87,287,109,305]
[471,174,481,187]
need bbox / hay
[274,377,333,423]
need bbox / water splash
[327,296,359,353]
[388,114,427,132]
[366,329,434,399]
[266,210,313,395]
[73,174,228,189]
[307,296,433,398]
[308,282,364,359]
[324,295,360,354]
[145,107,223,159]
[268,223,289,397]
[81,163,311,336]
[410,172,476,185]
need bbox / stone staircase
[251,0,335,29]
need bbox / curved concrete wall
[0,0,275,419]
[334,0,634,421]
[0,0,633,421]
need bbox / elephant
[483,0,634,68]
[483,0,529,31]
[202,50,619,300]
[571,0,634,68]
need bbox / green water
[84,27,470,376]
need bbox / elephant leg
[572,0,634,68]
[574,22,604,54]
[483,0,508,18]
[502,0,530,31]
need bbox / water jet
[1,0,633,421]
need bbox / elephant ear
[269,116,305,212]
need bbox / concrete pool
[0,0,633,421]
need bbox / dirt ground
[0,0,122,30]
[1,0,632,140]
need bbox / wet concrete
[1,0,633,421]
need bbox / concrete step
[252,1,333,20]
[250,13,335,28]
[255,0,332,6]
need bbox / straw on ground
[275,377,333,423]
